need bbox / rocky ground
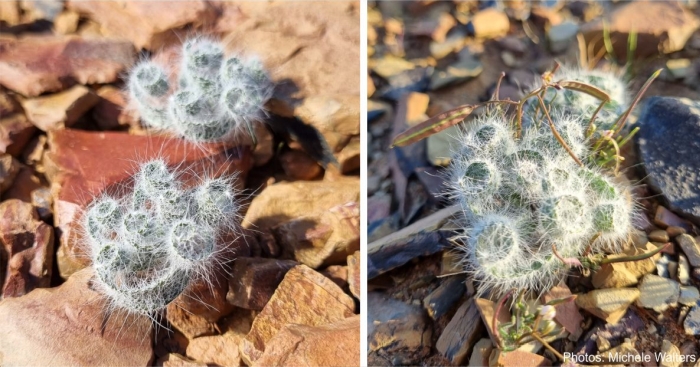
[368,1,700,366]
[0,1,360,366]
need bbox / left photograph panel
[0,1,360,366]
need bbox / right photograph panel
[367,1,700,366]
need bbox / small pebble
[649,229,670,243]
[679,255,691,285]
[667,226,687,237]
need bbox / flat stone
[576,288,640,324]
[347,250,360,300]
[470,8,510,39]
[475,298,511,346]
[159,354,206,367]
[0,35,135,97]
[429,28,467,59]
[468,338,494,367]
[436,298,484,366]
[543,284,584,340]
[649,230,670,243]
[54,10,81,35]
[582,2,700,57]
[68,0,218,51]
[21,85,100,131]
[680,286,700,306]
[0,199,54,298]
[272,200,359,269]
[227,257,297,311]
[185,309,253,367]
[679,255,691,285]
[429,57,483,90]
[678,234,700,267]
[637,274,680,312]
[368,292,432,364]
[423,275,465,320]
[0,113,36,157]
[490,349,551,367]
[45,129,252,279]
[378,67,432,102]
[655,205,693,231]
[372,56,417,79]
[684,304,700,335]
[240,265,355,365]
[637,97,700,225]
[592,262,639,289]
[667,226,687,237]
[253,315,359,367]
[0,269,154,366]
[548,20,579,54]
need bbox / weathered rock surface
[0,199,54,298]
[637,97,700,225]
[92,86,140,131]
[490,349,552,367]
[684,304,700,335]
[240,265,355,365]
[543,284,584,340]
[0,268,153,366]
[21,85,100,131]
[227,257,297,310]
[245,178,359,268]
[68,0,218,51]
[0,113,36,157]
[221,2,360,144]
[678,234,700,267]
[582,2,700,58]
[45,129,252,279]
[437,298,484,366]
[576,288,640,324]
[0,36,135,97]
[185,309,254,367]
[253,315,360,367]
[368,292,432,365]
[347,250,360,299]
[637,274,680,312]
[0,153,20,194]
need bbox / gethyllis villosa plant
[83,159,239,316]
[126,36,273,143]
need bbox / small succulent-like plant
[83,159,239,316]
[127,36,273,143]
[450,108,635,295]
[392,65,662,298]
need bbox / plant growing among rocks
[126,36,274,144]
[82,159,240,318]
[392,65,662,298]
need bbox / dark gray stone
[636,97,700,225]
[378,67,433,102]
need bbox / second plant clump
[127,36,273,143]
[449,67,636,296]
[83,159,239,316]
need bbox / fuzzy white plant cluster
[83,159,239,315]
[449,70,635,295]
[127,36,273,142]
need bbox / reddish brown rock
[3,166,44,203]
[273,201,360,268]
[0,1,21,26]
[221,2,359,143]
[92,86,140,131]
[0,113,36,157]
[227,257,298,310]
[0,88,22,116]
[490,349,552,367]
[240,265,355,365]
[68,1,219,51]
[0,268,154,366]
[543,284,584,340]
[244,176,359,232]
[253,315,360,367]
[0,199,54,298]
[45,129,253,279]
[437,298,484,365]
[279,149,323,180]
[0,36,135,97]
[347,250,360,299]
[185,309,254,367]
[321,265,349,289]
[0,153,20,193]
[21,85,100,131]
[335,137,360,174]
